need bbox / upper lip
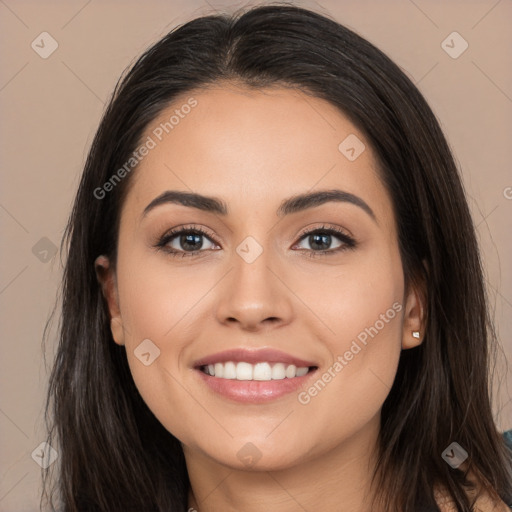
[193,348,318,368]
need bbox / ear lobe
[401,279,426,350]
[94,255,125,346]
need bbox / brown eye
[293,225,356,257]
[155,225,219,258]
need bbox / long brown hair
[42,4,512,511]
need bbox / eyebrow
[142,189,376,222]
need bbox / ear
[401,273,427,350]
[94,255,125,346]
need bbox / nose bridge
[214,231,294,329]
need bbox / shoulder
[435,486,510,512]
[504,429,512,450]
[435,430,512,511]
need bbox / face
[96,85,423,471]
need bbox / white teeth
[202,361,312,380]
[295,366,309,377]
[214,363,224,378]
[253,362,272,381]
[285,364,297,378]
[236,362,253,380]
[271,363,286,380]
[223,361,237,379]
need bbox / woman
[42,4,512,511]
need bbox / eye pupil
[181,233,203,251]
[310,233,331,250]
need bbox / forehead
[122,85,393,227]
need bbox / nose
[214,244,295,332]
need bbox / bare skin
[95,85,505,511]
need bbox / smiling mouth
[199,361,318,381]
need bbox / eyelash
[154,224,357,259]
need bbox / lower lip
[195,368,317,403]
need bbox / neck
[185,414,383,512]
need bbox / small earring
[412,331,420,339]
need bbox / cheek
[292,249,404,439]
[303,276,403,403]
[115,244,203,347]
[114,250,222,443]
[291,298,403,456]
[294,242,404,361]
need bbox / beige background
[0,0,511,510]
